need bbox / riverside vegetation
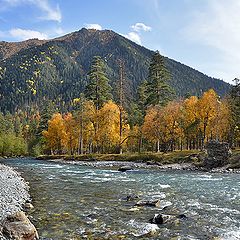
[0,51,239,162]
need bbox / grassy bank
[36,150,202,164]
[36,149,240,169]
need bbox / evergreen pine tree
[138,80,148,111]
[146,51,175,106]
[85,56,112,110]
[37,100,56,138]
[229,78,240,146]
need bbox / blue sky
[0,0,239,84]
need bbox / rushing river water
[1,158,240,240]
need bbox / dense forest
[0,28,230,115]
[0,51,239,156]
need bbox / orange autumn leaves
[43,89,231,154]
[142,89,230,148]
[43,101,129,154]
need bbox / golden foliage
[42,113,67,153]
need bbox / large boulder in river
[204,140,231,168]
[118,166,132,172]
[2,211,39,240]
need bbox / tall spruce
[138,80,148,112]
[85,56,112,110]
[146,51,175,106]
[229,78,240,146]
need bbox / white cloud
[35,0,61,22]
[9,28,48,40]
[124,32,141,45]
[131,22,152,32]
[0,26,66,41]
[185,0,240,82]
[1,0,62,22]
[123,22,152,45]
[85,23,102,30]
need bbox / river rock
[2,211,39,240]
[177,214,187,219]
[149,213,186,225]
[149,214,164,224]
[118,166,132,172]
[24,203,34,210]
[125,194,139,201]
[204,140,231,168]
[149,214,174,224]
[135,199,161,207]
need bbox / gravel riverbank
[49,158,240,173]
[0,163,30,238]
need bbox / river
[1,158,240,240]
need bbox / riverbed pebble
[0,164,30,238]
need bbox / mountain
[0,28,230,113]
[0,39,46,60]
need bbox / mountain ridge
[0,28,230,113]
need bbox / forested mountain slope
[0,28,230,113]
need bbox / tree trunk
[156,140,160,152]
[138,135,142,153]
[119,107,123,154]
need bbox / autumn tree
[98,101,129,153]
[42,113,67,154]
[63,113,78,154]
[210,99,231,142]
[142,106,162,152]
[73,94,86,154]
[73,96,96,154]
[196,89,219,147]
[41,88,233,154]
[181,96,199,149]
[162,101,183,151]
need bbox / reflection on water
[2,158,240,240]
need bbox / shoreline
[35,147,240,173]
[0,164,30,224]
[42,156,240,174]
[0,163,38,239]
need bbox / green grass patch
[37,150,202,165]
